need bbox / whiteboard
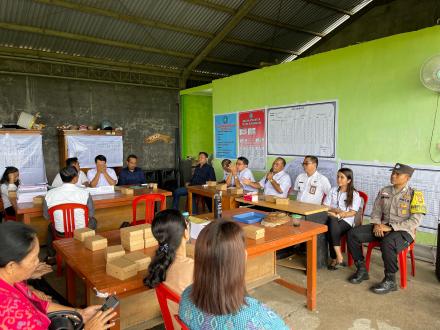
[0,134,47,184]
[341,161,440,234]
[267,101,337,158]
[67,135,123,168]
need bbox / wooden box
[230,188,244,195]
[125,251,151,271]
[143,225,154,240]
[264,195,276,203]
[144,237,158,249]
[74,228,95,242]
[275,198,289,205]
[105,245,126,262]
[216,183,227,191]
[84,235,108,251]
[243,225,265,240]
[122,238,145,252]
[8,191,16,198]
[121,187,134,195]
[120,225,145,241]
[106,257,138,280]
[206,181,217,187]
[33,195,45,204]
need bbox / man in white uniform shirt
[243,157,292,197]
[51,157,89,187]
[87,154,118,187]
[227,157,258,192]
[293,155,331,204]
[43,166,96,264]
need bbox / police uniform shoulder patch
[410,190,427,214]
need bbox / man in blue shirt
[118,154,147,186]
[172,151,216,213]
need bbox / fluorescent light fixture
[282,54,298,63]
[322,14,350,35]
[351,0,373,14]
[297,36,322,54]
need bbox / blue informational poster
[214,113,237,159]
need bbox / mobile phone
[100,295,119,311]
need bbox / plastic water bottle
[214,191,222,219]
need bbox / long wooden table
[16,187,172,244]
[54,208,327,329]
[187,185,241,215]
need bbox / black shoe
[348,261,369,284]
[44,256,57,266]
[328,261,347,270]
[372,273,397,294]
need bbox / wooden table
[16,187,172,244]
[187,185,242,215]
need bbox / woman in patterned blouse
[179,220,289,330]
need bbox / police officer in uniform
[347,163,426,294]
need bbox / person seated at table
[179,220,289,329]
[144,209,193,328]
[242,157,292,198]
[220,159,232,184]
[43,166,96,264]
[293,155,331,204]
[87,155,118,187]
[0,221,117,330]
[172,152,216,212]
[118,154,147,186]
[0,166,20,218]
[227,156,258,192]
[52,157,89,188]
[323,168,361,270]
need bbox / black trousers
[327,216,352,259]
[347,224,413,274]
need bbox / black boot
[372,273,397,294]
[348,261,369,284]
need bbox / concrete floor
[44,249,440,330]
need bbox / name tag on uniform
[401,209,407,215]
[309,185,317,195]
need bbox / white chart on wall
[67,135,123,168]
[267,101,337,158]
[342,161,440,233]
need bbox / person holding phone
[242,157,291,197]
[227,157,258,192]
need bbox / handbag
[48,310,84,330]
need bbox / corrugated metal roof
[0,0,376,79]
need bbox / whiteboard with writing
[267,101,337,158]
[67,135,123,168]
[341,161,440,233]
[0,134,47,184]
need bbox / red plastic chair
[365,240,415,289]
[48,203,89,276]
[340,191,368,266]
[132,194,166,225]
[155,283,189,330]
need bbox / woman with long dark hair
[324,168,362,270]
[179,220,288,329]
[0,166,20,218]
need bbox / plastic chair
[365,240,415,289]
[340,191,368,266]
[155,283,189,330]
[132,194,165,225]
[48,203,89,276]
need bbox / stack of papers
[17,184,47,203]
[188,216,210,240]
[86,185,115,195]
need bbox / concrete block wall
[0,74,179,182]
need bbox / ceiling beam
[34,0,296,55]
[184,0,324,37]
[303,0,353,16]
[0,22,257,69]
[182,0,257,81]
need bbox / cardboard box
[33,195,45,204]
[8,191,16,198]
[206,181,217,187]
[230,188,244,195]
[144,237,158,249]
[216,183,227,191]
[275,198,289,205]
[264,195,276,203]
[243,193,258,202]
[120,225,145,241]
[243,225,265,240]
[74,228,95,242]
[122,238,145,251]
[120,187,134,195]
[84,235,108,251]
[105,245,126,262]
[125,251,151,271]
[106,257,138,280]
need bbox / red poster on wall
[238,109,266,170]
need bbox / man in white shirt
[243,157,292,198]
[87,155,118,187]
[227,157,258,192]
[293,155,331,204]
[51,157,89,187]
[43,166,96,263]
[220,159,233,185]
